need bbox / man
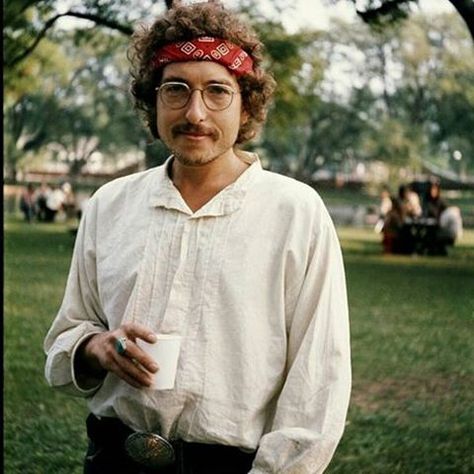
[20,183,36,223]
[44,2,351,473]
[45,183,65,222]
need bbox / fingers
[109,349,154,389]
[115,324,159,374]
[84,324,160,389]
[116,337,159,375]
[110,323,162,388]
[122,323,157,344]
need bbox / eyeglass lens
[159,82,235,111]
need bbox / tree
[329,0,474,42]
[35,30,149,179]
[3,30,74,182]
[271,10,474,181]
[384,13,474,174]
[4,0,473,184]
[254,22,325,178]
[3,0,169,71]
[4,25,151,182]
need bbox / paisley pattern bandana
[151,36,254,76]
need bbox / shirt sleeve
[250,213,351,474]
[43,196,108,397]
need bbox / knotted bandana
[151,37,254,76]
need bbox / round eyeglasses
[156,81,239,111]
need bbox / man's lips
[181,132,209,139]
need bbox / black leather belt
[85,414,256,474]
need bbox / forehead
[161,61,239,87]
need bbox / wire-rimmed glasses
[156,81,239,111]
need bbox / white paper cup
[137,334,182,390]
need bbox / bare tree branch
[6,10,133,68]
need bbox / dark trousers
[84,414,256,474]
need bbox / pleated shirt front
[44,154,351,473]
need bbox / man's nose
[185,90,207,124]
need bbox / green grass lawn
[4,216,474,473]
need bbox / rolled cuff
[71,331,105,395]
[44,322,105,398]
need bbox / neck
[170,149,250,212]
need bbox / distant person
[375,187,393,233]
[45,184,65,222]
[439,206,463,245]
[379,187,393,217]
[61,182,77,220]
[398,184,422,220]
[19,183,36,223]
[382,197,406,254]
[35,181,52,222]
[424,181,462,255]
[424,181,447,220]
[43,3,351,473]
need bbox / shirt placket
[162,215,207,398]
[160,216,194,332]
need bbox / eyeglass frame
[155,81,240,111]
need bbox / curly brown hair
[128,1,275,144]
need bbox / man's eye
[206,85,232,95]
[165,83,188,94]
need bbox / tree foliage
[329,0,474,42]
[3,1,473,184]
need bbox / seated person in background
[439,206,463,245]
[398,184,422,220]
[374,187,392,233]
[424,180,447,220]
[380,187,393,217]
[424,181,463,254]
[382,197,407,254]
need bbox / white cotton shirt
[44,153,351,473]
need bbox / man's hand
[76,323,159,389]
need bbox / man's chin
[172,151,218,167]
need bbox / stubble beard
[168,132,236,168]
[172,148,220,167]
[161,122,238,167]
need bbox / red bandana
[151,37,254,76]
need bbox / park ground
[4,213,474,474]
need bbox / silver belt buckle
[125,432,175,469]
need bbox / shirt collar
[148,152,262,217]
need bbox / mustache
[172,123,218,138]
